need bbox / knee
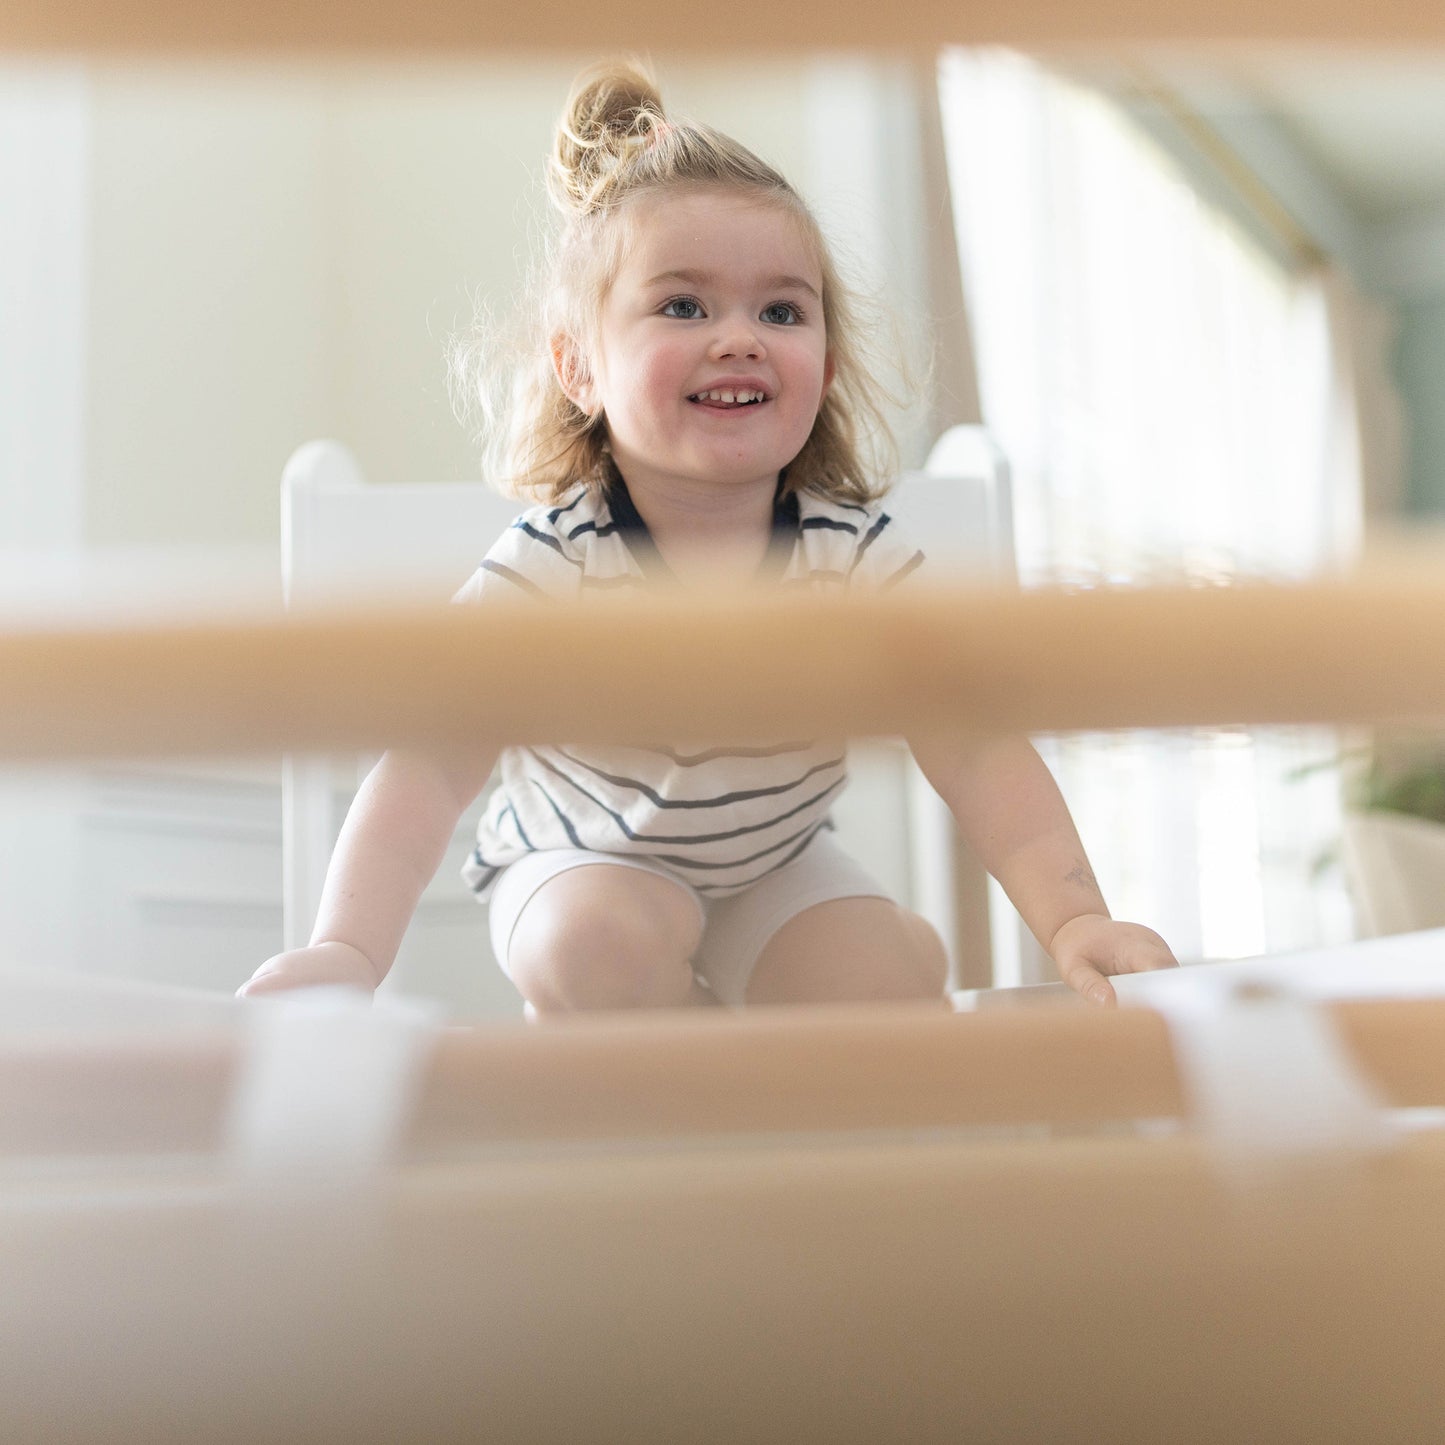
[747,899,950,1006]
[897,910,950,999]
[510,880,702,1012]
[838,903,949,1001]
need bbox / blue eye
[661,297,703,319]
[761,302,801,325]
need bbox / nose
[709,312,766,362]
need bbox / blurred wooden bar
[3,571,1445,759]
[7,1127,1445,1444]
[7,993,1445,1161]
[7,0,1445,50]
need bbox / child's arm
[908,732,1177,1004]
[239,743,499,997]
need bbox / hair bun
[549,60,667,214]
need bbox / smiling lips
[688,387,767,407]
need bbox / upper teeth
[693,389,764,404]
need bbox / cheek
[639,340,693,394]
[785,334,829,388]
[606,340,682,405]
[785,342,831,416]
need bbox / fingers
[1061,961,1116,1008]
[1122,927,1179,974]
[235,961,290,997]
[1053,919,1176,1004]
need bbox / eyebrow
[643,267,821,301]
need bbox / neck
[618,470,780,585]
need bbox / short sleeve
[451,509,587,607]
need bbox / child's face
[567,188,832,505]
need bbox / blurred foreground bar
[5,0,1445,52]
[8,1126,1445,1444]
[1,573,1444,759]
[6,994,1445,1159]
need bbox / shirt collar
[605,467,801,586]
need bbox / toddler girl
[241,61,1176,1010]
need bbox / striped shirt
[458,475,925,899]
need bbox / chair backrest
[915,424,1015,574]
[279,428,1015,992]
[281,440,525,607]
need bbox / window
[939,49,1360,966]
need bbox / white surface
[1114,925,1445,1004]
[226,987,439,1189]
[954,926,1445,1009]
[1140,970,1395,1171]
[0,965,240,1036]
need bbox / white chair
[280,427,1013,1014]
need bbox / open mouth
[687,388,768,408]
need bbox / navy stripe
[549,747,845,809]
[652,741,815,765]
[691,822,830,892]
[479,559,549,600]
[759,487,802,584]
[849,512,893,574]
[515,520,581,563]
[800,516,859,534]
[467,802,535,879]
[533,782,586,848]
[645,816,832,873]
[465,846,500,891]
[880,550,925,589]
[567,519,624,541]
[606,469,801,586]
[503,802,534,850]
[545,492,588,525]
[531,749,845,847]
[602,473,676,584]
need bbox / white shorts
[487,833,893,1007]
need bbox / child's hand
[237,941,380,998]
[1049,913,1177,1007]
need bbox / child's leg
[744,897,949,1006]
[691,836,949,1007]
[503,861,707,1013]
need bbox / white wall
[0,64,92,975]
[0,61,89,549]
[84,63,333,546]
[78,56,860,545]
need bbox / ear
[552,334,598,415]
[821,352,836,399]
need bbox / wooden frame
[3,527,1445,1445]
[7,12,1445,1443]
[7,0,1445,51]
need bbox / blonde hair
[453,60,899,506]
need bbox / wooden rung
[8,1128,1445,1443]
[3,572,1445,760]
[5,0,1445,51]
[6,995,1445,1159]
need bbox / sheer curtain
[938,49,1363,968]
